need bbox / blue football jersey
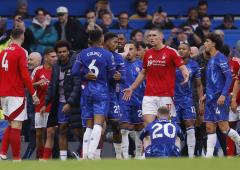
[109,52,126,94]
[140,119,183,157]
[72,47,116,96]
[120,59,145,106]
[206,52,232,101]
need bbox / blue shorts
[108,94,121,120]
[145,145,180,158]
[57,102,70,124]
[81,94,109,120]
[82,118,87,128]
[173,103,196,123]
[204,99,229,122]
[120,105,143,124]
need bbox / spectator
[29,8,58,55]
[144,7,174,30]
[214,29,224,42]
[190,46,199,58]
[84,9,103,32]
[197,0,208,19]
[130,0,152,20]
[111,12,132,30]
[95,0,114,19]
[194,15,212,47]
[180,7,199,31]
[54,6,87,51]
[130,29,144,42]
[99,11,113,32]
[0,18,10,52]
[166,28,196,50]
[215,14,238,30]
[15,0,29,19]
[8,15,35,53]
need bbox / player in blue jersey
[140,106,184,158]
[104,32,126,159]
[72,30,116,160]
[119,42,145,159]
[203,33,240,158]
[174,43,204,158]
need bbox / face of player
[106,37,118,51]
[178,43,190,59]
[57,47,69,64]
[147,30,163,47]
[45,52,57,66]
[126,44,137,61]
[118,34,126,50]
[204,38,215,53]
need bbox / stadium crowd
[0,0,240,161]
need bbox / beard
[137,10,147,17]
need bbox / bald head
[28,52,42,70]
[190,46,199,58]
[214,29,224,41]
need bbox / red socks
[43,147,52,160]
[226,136,236,156]
[0,126,11,155]
[37,146,44,159]
[9,128,21,160]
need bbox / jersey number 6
[88,59,99,77]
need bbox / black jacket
[45,52,81,114]
[54,17,88,51]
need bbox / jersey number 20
[1,52,8,71]
[152,123,176,139]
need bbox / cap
[56,6,68,14]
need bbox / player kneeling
[140,107,183,158]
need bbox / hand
[38,78,49,86]
[114,71,121,81]
[217,95,226,105]
[40,106,46,116]
[231,99,238,113]
[122,87,133,101]
[180,70,189,85]
[184,26,193,35]
[62,103,71,114]
[85,70,97,81]
[32,93,40,105]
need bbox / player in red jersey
[31,48,57,159]
[123,28,189,149]
[0,28,39,160]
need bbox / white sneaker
[0,154,7,160]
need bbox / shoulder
[165,46,180,56]
[32,65,43,77]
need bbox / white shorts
[0,96,27,121]
[35,112,49,128]
[229,106,240,122]
[142,96,176,117]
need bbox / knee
[206,123,216,133]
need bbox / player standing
[31,48,57,159]
[0,29,39,160]
[72,30,116,160]
[123,28,189,147]
[174,43,204,158]
[119,42,145,159]
[203,33,240,158]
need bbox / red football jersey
[31,65,52,112]
[0,43,35,97]
[143,46,184,96]
[229,57,240,105]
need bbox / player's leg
[35,112,46,159]
[183,106,197,158]
[132,106,144,159]
[205,122,217,158]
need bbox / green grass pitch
[0,158,239,170]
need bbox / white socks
[113,143,122,159]
[82,128,92,159]
[60,150,67,160]
[88,124,102,160]
[186,127,195,158]
[121,129,129,159]
[206,133,217,158]
[226,128,240,146]
[134,131,143,158]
